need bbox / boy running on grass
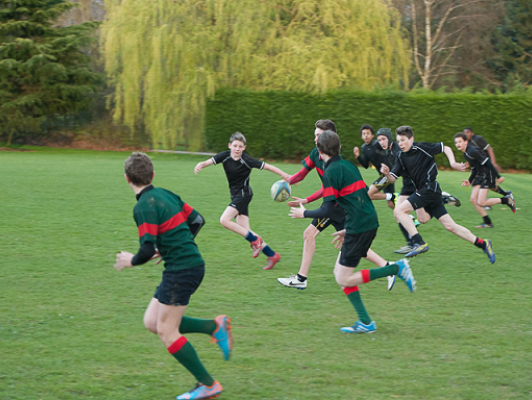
[114,152,232,400]
[454,132,516,228]
[380,126,496,263]
[194,132,290,270]
[289,130,416,334]
[277,119,352,290]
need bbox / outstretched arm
[194,158,214,174]
[444,146,466,171]
[286,186,323,207]
[288,166,310,184]
[264,163,291,181]
[487,147,501,172]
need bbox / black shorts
[407,185,448,220]
[229,194,253,216]
[400,177,416,196]
[339,228,378,268]
[154,265,205,306]
[371,174,395,194]
[312,202,345,232]
[471,171,497,189]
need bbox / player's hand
[353,147,360,158]
[151,249,163,265]
[452,162,466,172]
[287,197,308,207]
[281,173,291,181]
[194,162,203,175]
[331,229,346,249]
[461,180,471,187]
[380,164,390,175]
[496,176,505,184]
[289,203,306,218]
[114,251,134,272]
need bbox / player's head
[395,125,415,152]
[463,127,474,141]
[359,124,374,144]
[376,127,393,150]
[454,132,468,152]
[228,132,246,157]
[317,130,341,158]
[124,152,154,186]
[314,119,336,145]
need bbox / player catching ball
[194,132,290,270]
[114,152,232,400]
[289,130,416,334]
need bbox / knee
[334,271,348,287]
[144,315,158,334]
[219,216,229,228]
[393,208,403,221]
[418,215,430,224]
[303,226,318,242]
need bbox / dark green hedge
[205,89,532,170]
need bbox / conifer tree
[0,0,101,145]
[102,0,411,150]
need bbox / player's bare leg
[394,200,418,237]
[144,297,160,334]
[220,206,248,237]
[438,214,479,244]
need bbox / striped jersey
[322,156,379,234]
[302,147,326,182]
[134,186,204,271]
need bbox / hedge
[205,89,532,170]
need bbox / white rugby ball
[270,180,291,202]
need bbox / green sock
[180,316,216,335]
[169,338,214,386]
[344,288,371,325]
[368,263,399,281]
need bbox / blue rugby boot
[484,239,496,264]
[341,320,377,334]
[177,381,223,400]
[406,242,429,258]
[211,315,232,361]
[396,259,416,292]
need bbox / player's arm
[187,211,205,238]
[443,145,466,171]
[114,241,157,272]
[194,158,214,174]
[289,199,335,219]
[263,163,291,181]
[286,186,323,207]
[354,146,369,168]
[487,147,501,172]
[380,164,397,184]
[288,166,310,184]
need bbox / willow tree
[101,0,411,150]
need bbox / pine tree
[101,0,411,150]
[0,0,101,145]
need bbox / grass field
[1,147,531,400]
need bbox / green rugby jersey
[322,156,379,234]
[302,147,326,183]
[134,186,204,271]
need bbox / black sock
[496,186,509,196]
[474,237,487,250]
[483,215,492,225]
[297,274,307,282]
[411,233,425,245]
[398,223,412,246]
[500,197,508,205]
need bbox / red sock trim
[343,286,359,295]
[361,269,370,283]
[167,336,188,354]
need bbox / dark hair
[376,127,393,145]
[124,152,154,186]
[463,127,473,133]
[395,125,414,139]
[360,124,374,136]
[229,131,246,144]
[454,132,468,141]
[315,119,337,133]
[317,130,341,157]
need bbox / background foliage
[205,88,532,170]
[101,0,410,150]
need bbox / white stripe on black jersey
[212,150,265,196]
[390,142,444,190]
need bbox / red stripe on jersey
[323,186,339,198]
[316,167,324,176]
[339,180,367,196]
[303,155,315,170]
[343,286,359,295]
[167,336,188,354]
[138,204,194,237]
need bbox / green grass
[1,147,531,400]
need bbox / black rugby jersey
[468,134,491,158]
[359,139,390,173]
[462,144,499,183]
[390,142,444,191]
[212,150,265,197]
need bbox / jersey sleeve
[301,148,318,171]
[418,142,444,156]
[474,135,491,152]
[241,153,265,170]
[133,201,160,245]
[390,156,404,179]
[322,173,340,202]
[358,145,370,169]
[470,146,490,165]
[211,150,230,165]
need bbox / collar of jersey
[136,184,154,201]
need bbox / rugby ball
[270,180,291,202]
